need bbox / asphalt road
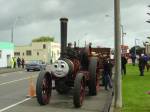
[0,70,111,112]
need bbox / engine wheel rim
[80,80,85,105]
[42,78,50,103]
[96,73,99,91]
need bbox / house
[0,42,14,68]
[14,42,60,64]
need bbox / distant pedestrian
[107,57,113,78]
[103,58,112,90]
[131,53,136,66]
[13,57,16,68]
[21,58,25,68]
[121,54,127,75]
[138,54,146,76]
[11,57,14,68]
[143,54,149,72]
[17,57,21,68]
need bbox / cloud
[0,0,149,48]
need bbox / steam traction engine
[36,18,100,108]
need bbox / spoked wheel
[73,73,85,108]
[88,57,98,96]
[36,71,52,105]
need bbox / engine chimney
[60,17,68,58]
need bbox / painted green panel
[0,42,14,50]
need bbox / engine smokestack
[60,17,68,58]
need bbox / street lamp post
[121,25,126,46]
[134,38,139,56]
[105,15,126,47]
[121,25,126,54]
[11,17,21,43]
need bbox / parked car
[25,60,46,71]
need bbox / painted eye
[54,64,58,68]
[61,64,65,68]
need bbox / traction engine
[36,18,100,108]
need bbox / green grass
[122,64,150,112]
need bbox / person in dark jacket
[121,54,127,75]
[131,53,136,66]
[21,58,25,68]
[103,58,112,90]
[143,54,149,72]
[138,54,146,76]
[17,57,21,68]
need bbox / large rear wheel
[88,57,98,96]
[36,71,52,105]
[73,73,85,108]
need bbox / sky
[0,0,149,48]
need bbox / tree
[129,45,145,55]
[32,36,54,42]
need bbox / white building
[14,42,60,64]
[145,44,150,56]
[0,42,14,68]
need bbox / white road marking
[0,75,37,86]
[0,71,33,77]
[0,98,31,112]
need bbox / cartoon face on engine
[51,60,69,78]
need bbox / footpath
[0,67,24,74]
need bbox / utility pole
[134,39,137,56]
[134,38,139,56]
[114,0,122,109]
[11,26,14,43]
[11,17,21,43]
[78,40,79,47]
[121,25,126,46]
[121,25,126,54]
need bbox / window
[26,50,32,56]
[14,52,20,56]
[22,53,24,56]
[43,44,46,49]
[0,50,2,58]
[37,52,39,56]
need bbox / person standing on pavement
[21,58,25,68]
[11,57,14,68]
[103,57,112,90]
[131,53,136,66]
[138,54,146,76]
[107,57,113,78]
[121,54,127,75]
[17,57,21,68]
[13,57,16,68]
[143,54,149,72]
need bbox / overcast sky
[0,0,149,48]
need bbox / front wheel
[73,73,85,108]
[36,71,52,105]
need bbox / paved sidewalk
[0,67,24,74]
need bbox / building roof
[0,42,14,50]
